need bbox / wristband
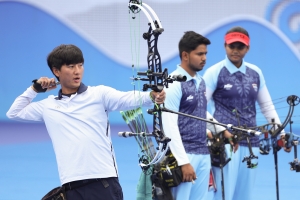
[32,79,47,93]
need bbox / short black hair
[47,44,84,81]
[226,26,249,38]
[178,31,211,60]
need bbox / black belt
[62,178,101,191]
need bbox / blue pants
[172,154,211,200]
[65,177,123,200]
[211,145,259,200]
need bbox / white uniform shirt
[6,83,153,184]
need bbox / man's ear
[52,67,60,77]
[182,51,188,61]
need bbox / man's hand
[207,130,213,139]
[32,77,58,93]
[150,90,166,104]
[223,130,239,153]
[181,163,196,182]
[280,134,292,153]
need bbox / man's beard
[188,63,203,72]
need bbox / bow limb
[272,95,300,137]
[253,95,299,139]
[128,2,163,31]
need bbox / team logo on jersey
[186,95,194,101]
[224,84,233,90]
[54,105,61,109]
[252,83,258,92]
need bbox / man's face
[225,42,249,67]
[187,44,207,72]
[53,63,84,93]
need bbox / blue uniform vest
[212,67,260,147]
[178,78,209,154]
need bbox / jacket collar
[55,83,88,100]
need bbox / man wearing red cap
[203,26,282,200]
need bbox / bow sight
[133,69,187,92]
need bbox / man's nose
[74,64,81,73]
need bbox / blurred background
[0,0,300,199]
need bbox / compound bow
[122,1,186,199]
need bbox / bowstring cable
[128,3,154,163]
[255,96,299,125]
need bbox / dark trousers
[64,177,123,200]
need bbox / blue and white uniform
[6,83,154,185]
[162,65,225,200]
[203,56,281,200]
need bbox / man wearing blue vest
[162,31,236,200]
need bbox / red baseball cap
[225,32,250,46]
